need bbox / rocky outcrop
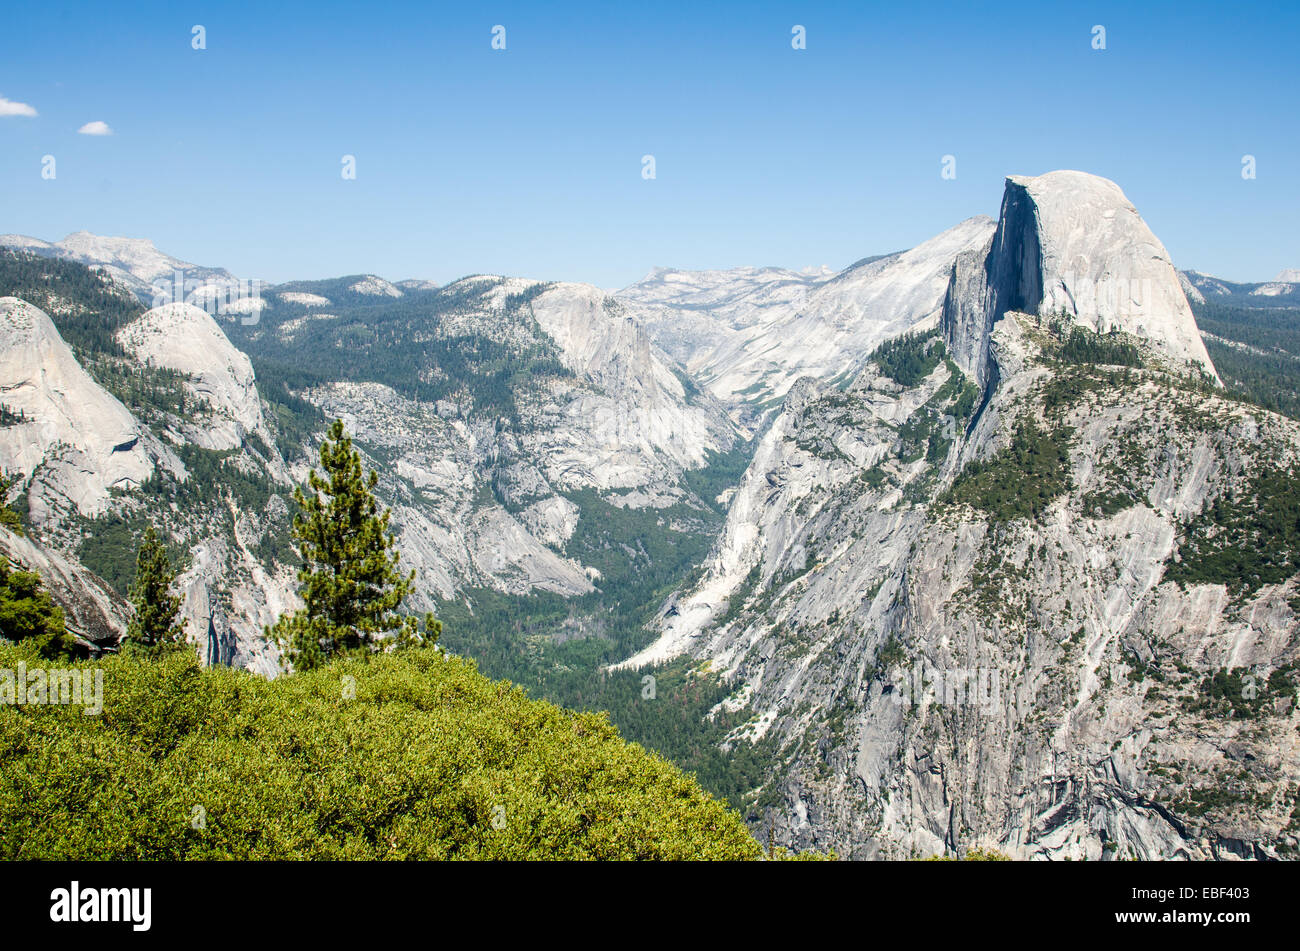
[0,297,154,517]
[620,217,996,412]
[944,171,1219,386]
[625,172,1296,860]
[348,276,402,297]
[631,312,1297,859]
[175,523,292,678]
[309,380,596,602]
[0,525,128,649]
[528,283,739,486]
[117,302,278,456]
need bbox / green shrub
[940,419,1074,522]
[0,643,762,860]
[0,558,73,658]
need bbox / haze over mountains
[3,170,1299,860]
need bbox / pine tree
[0,556,72,658]
[0,472,25,536]
[126,525,187,654]
[269,418,438,671]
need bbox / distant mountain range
[1180,268,1300,307]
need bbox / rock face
[238,273,742,612]
[528,283,738,486]
[117,302,276,453]
[308,380,595,603]
[630,314,1298,860]
[944,171,1219,386]
[0,525,128,649]
[0,297,153,517]
[174,531,289,678]
[620,218,996,414]
[616,265,833,376]
[348,276,403,297]
[625,172,1300,860]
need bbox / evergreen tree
[125,526,187,654]
[268,418,438,670]
[0,472,24,536]
[0,556,73,658]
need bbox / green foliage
[1172,785,1267,818]
[941,418,1074,522]
[148,443,278,512]
[0,557,73,658]
[889,357,981,468]
[431,590,781,815]
[268,420,438,669]
[1182,665,1296,720]
[923,847,1013,861]
[125,526,187,656]
[228,278,572,427]
[75,512,149,596]
[1206,340,1300,421]
[896,409,940,464]
[859,465,889,489]
[1057,326,1143,367]
[0,472,25,536]
[681,441,755,515]
[949,377,979,421]
[251,364,325,460]
[0,404,27,428]
[83,355,206,423]
[1193,302,1300,420]
[1165,466,1300,597]
[877,636,907,670]
[0,249,143,359]
[0,643,762,860]
[871,330,944,387]
[1081,488,1139,518]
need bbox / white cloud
[0,95,38,117]
[77,120,113,136]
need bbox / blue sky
[2,0,1297,287]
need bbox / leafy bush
[923,847,1012,861]
[0,643,763,860]
[0,558,73,658]
[0,473,25,536]
[1182,665,1296,719]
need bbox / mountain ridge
[3,169,1297,860]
